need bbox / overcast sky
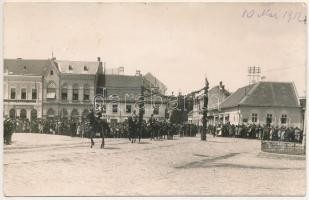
[4,2,306,96]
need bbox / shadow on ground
[175,152,305,171]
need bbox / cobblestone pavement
[4,133,306,196]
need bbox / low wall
[261,141,305,155]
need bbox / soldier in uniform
[128,110,138,143]
[148,114,156,140]
[87,108,97,148]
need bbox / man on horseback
[128,110,138,143]
[87,105,110,148]
[87,108,97,148]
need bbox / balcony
[4,99,37,103]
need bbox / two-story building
[3,59,48,120]
[4,57,168,124]
[43,57,102,121]
[191,81,230,126]
[96,72,167,124]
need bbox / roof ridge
[290,82,300,106]
[4,58,49,61]
[219,87,239,107]
[56,60,100,63]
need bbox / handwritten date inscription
[242,8,306,24]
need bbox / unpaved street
[4,133,306,196]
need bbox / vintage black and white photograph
[2,2,307,197]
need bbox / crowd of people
[4,115,304,144]
[3,114,200,141]
[208,122,304,143]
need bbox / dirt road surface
[4,133,306,196]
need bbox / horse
[128,114,143,143]
[97,119,110,148]
[87,109,110,148]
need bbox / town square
[2,2,307,197]
[4,134,305,196]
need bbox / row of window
[9,108,37,119]
[245,113,288,124]
[46,82,94,101]
[49,65,89,75]
[97,104,159,115]
[44,105,159,119]
[60,87,90,101]
[10,88,37,100]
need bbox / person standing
[148,114,156,140]
[128,110,137,143]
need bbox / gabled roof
[4,58,50,76]
[220,82,300,109]
[208,85,230,110]
[54,60,100,74]
[144,72,167,94]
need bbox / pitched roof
[4,59,50,76]
[208,85,231,110]
[144,72,167,94]
[105,74,143,99]
[54,60,100,74]
[220,82,300,109]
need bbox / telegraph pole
[201,77,209,141]
[139,79,145,137]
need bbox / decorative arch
[47,81,56,89]
[20,109,27,119]
[71,109,79,120]
[47,108,55,118]
[47,81,57,99]
[9,109,16,118]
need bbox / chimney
[135,70,141,76]
[23,65,27,74]
[118,66,124,75]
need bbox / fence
[261,140,305,155]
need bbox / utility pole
[201,77,209,141]
[139,79,145,134]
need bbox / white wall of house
[220,106,303,128]
[4,75,43,119]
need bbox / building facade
[219,81,303,128]
[96,73,167,124]
[3,59,49,120]
[4,57,167,124]
[42,58,102,121]
[191,81,230,126]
